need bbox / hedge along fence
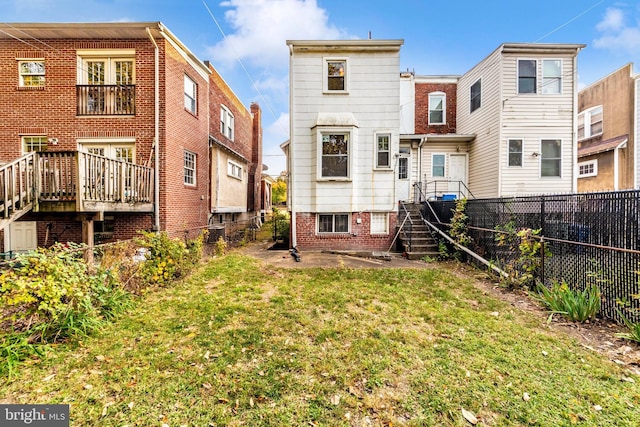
[0,229,208,377]
[426,190,640,324]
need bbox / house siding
[456,48,502,198]
[578,63,635,192]
[288,41,402,251]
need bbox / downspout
[614,145,620,191]
[572,54,579,193]
[288,44,296,248]
[146,27,160,231]
[418,136,426,200]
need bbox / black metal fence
[424,190,640,324]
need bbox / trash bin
[442,193,457,201]
[568,224,590,254]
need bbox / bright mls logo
[1,405,69,426]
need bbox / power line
[200,0,289,139]
[534,0,608,42]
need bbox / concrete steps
[398,203,439,260]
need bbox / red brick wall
[415,82,457,134]
[159,40,210,234]
[294,212,397,251]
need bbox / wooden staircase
[398,202,439,260]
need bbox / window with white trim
[376,133,390,168]
[220,105,234,140]
[542,59,562,94]
[324,58,348,92]
[18,60,45,87]
[398,147,410,180]
[578,106,603,140]
[22,136,48,153]
[184,74,197,114]
[518,59,537,94]
[470,79,481,113]
[432,154,445,177]
[321,132,349,178]
[227,160,242,180]
[541,139,561,177]
[508,139,523,167]
[77,51,135,114]
[184,150,196,185]
[370,212,388,235]
[429,92,445,124]
[318,213,349,233]
[81,142,135,162]
[578,160,598,178]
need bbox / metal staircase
[398,202,440,260]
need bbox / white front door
[396,147,411,202]
[448,154,468,197]
[4,221,38,255]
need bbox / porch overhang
[578,134,628,158]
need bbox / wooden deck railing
[0,152,36,228]
[0,151,153,229]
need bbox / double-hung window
[577,106,603,140]
[324,58,348,93]
[542,59,562,94]
[184,75,197,114]
[518,59,537,94]
[429,92,445,125]
[220,105,234,140]
[318,213,349,233]
[184,150,196,186]
[508,139,523,167]
[321,133,349,178]
[541,139,561,177]
[432,154,445,177]
[18,60,45,87]
[470,79,481,113]
[376,133,391,168]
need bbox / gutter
[288,44,296,248]
[146,27,160,231]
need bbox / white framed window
[429,92,445,125]
[184,74,197,114]
[398,147,410,180]
[220,105,234,140]
[518,59,537,94]
[227,160,242,180]
[470,79,481,113]
[432,154,445,177]
[541,139,561,177]
[324,58,348,93]
[370,212,389,235]
[375,133,391,168]
[318,213,350,233]
[18,60,45,87]
[542,59,562,94]
[578,160,598,178]
[22,135,48,153]
[184,150,196,186]
[578,106,603,140]
[508,139,523,167]
[320,132,350,178]
[79,140,135,162]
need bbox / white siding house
[457,43,584,198]
[287,40,403,251]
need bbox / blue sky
[2,0,640,176]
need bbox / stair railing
[398,201,414,253]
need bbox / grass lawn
[2,253,639,426]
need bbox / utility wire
[534,0,608,42]
[201,0,289,142]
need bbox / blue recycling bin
[442,193,457,201]
[568,224,590,254]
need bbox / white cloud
[593,7,640,55]
[206,0,345,70]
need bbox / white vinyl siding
[290,45,401,213]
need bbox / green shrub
[214,236,228,257]
[615,308,640,343]
[535,280,601,322]
[448,199,471,261]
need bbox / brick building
[0,22,262,255]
